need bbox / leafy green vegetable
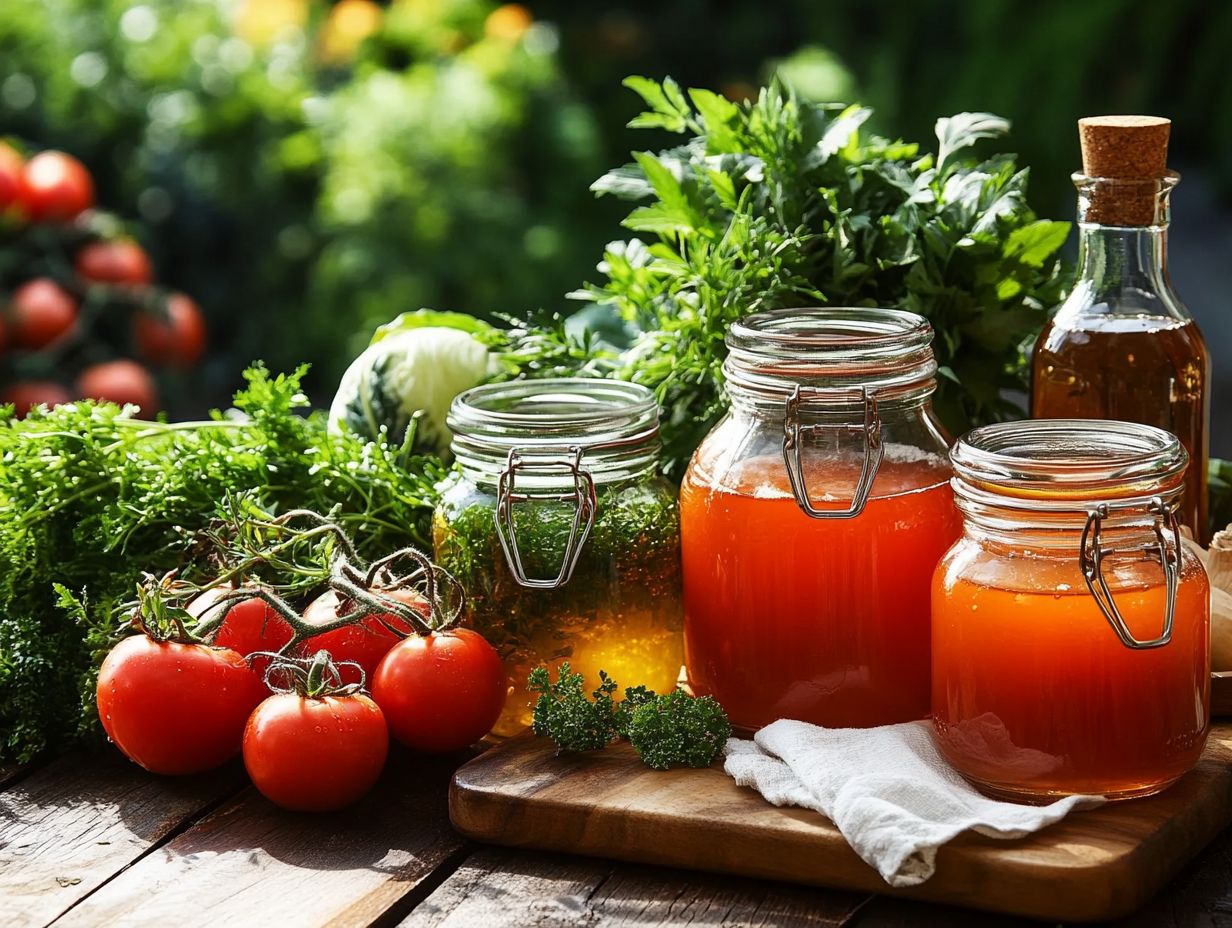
[625,689,732,771]
[328,320,496,454]
[528,664,731,770]
[0,365,443,762]
[554,78,1069,476]
[528,663,620,752]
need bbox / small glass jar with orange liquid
[933,419,1210,801]
[681,308,961,732]
[434,380,684,736]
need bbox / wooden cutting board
[450,723,1232,923]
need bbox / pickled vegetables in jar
[433,380,683,736]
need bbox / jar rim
[447,378,661,483]
[727,306,932,356]
[724,307,937,404]
[450,378,658,437]
[951,419,1187,507]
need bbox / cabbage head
[328,311,496,457]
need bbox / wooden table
[4,744,1232,928]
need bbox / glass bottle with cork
[1031,116,1210,539]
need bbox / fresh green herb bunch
[528,664,621,753]
[623,689,731,771]
[0,365,443,762]
[562,78,1070,476]
[528,663,731,770]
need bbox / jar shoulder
[435,469,679,539]
[935,535,1208,595]
[686,408,953,498]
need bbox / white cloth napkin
[723,718,1104,887]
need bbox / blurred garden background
[1,0,1230,447]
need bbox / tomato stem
[255,649,366,697]
[123,507,468,657]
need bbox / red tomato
[96,635,268,775]
[22,151,94,222]
[76,359,159,414]
[299,587,427,686]
[371,628,505,752]
[75,238,153,286]
[134,293,206,368]
[0,143,26,215]
[187,587,295,676]
[1,380,72,417]
[7,278,78,348]
[243,690,388,811]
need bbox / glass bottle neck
[1072,223,1182,317]
[1064,171,1189,322]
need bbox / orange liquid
[1032,316,1210,539]
[932,545,1209,800]
[681,451,961,731]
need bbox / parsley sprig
[528,663,731,770]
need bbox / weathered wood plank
[399,847,868,927]
[0,748,245,928]
[52,748,468,928]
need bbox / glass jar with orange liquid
[933,419,1210,801]
[681,308,961,732]
[433,379,683,736]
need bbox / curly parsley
[528,663,731,770]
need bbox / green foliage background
[1,0,1227,407]
[0,0,611,399]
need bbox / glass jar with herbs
[433,379,683,736]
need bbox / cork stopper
[1076,116,1172,226]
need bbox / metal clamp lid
[782,385,884,519]
[494,446,597,589]
[1079,496,1181,650]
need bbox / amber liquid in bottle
[1031,175,1210,539]
[1032,315,1209,536]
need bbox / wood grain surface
[450,724,1232,924]
[52,748,469,928]
[0,750,245,928]
[399,846,868,928]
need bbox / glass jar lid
[951,418,1187,511]
[723,307,937,404]
[448,378,661,484]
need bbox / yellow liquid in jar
[493,605,685,736]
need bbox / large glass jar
[434,379,684,736]
[934,419,1210,801]
[681,308,960,732]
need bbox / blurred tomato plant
[0,0,605,401]
[0,141,207,417]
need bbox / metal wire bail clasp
[782,385,884,519]
[494,446,597,590]
[1079,496,1181,650]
